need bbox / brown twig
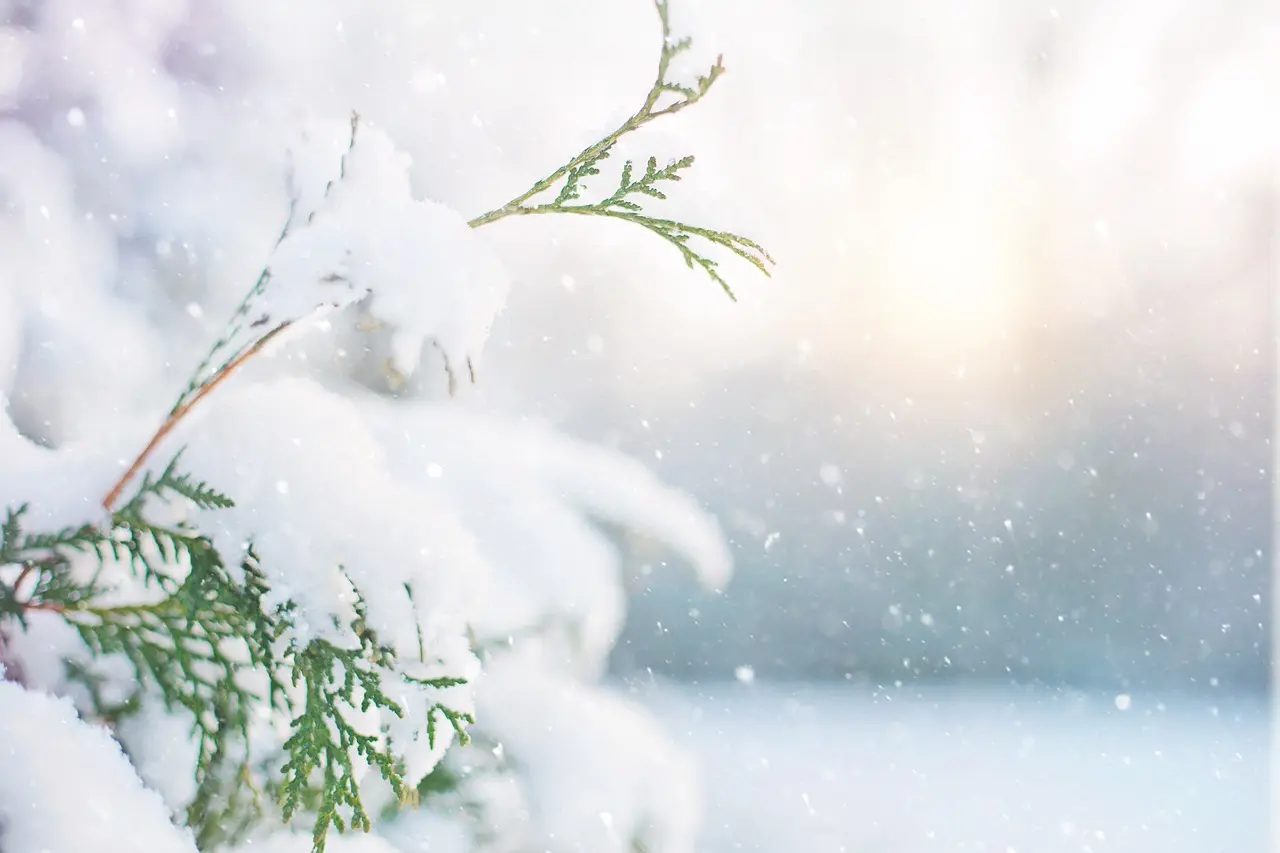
[18,599,65,615]
[13,563,34,596]
[101,322,293,512]
[101,115,364,513]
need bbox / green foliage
[122,451,238,512]
[278,613,404,851]
[273,613,476,852]
[467,0,774,298]
[406,673,475,753]
[0,463,473,853]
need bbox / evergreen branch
[6,463,474,853]
[0,505,24,564]
[465,1,771,296]
[60,529,286,845]
[468,0,720,228]
[506,204,771,298]
[426,704,475,752]
[402,673,475,751]
[1,506,109,625]
[19,557,102,616]
[0,573,24,626]
[121,451,236,513]
[598,154,695,209]
[279,629,406,853]
[186,710,264,852]
[0,6,772,850]
[66,591,259,824]
[101,320,292,512]
[1,472,288,849]
[103,112,363,513]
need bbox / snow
[377,809,471,853]
[364,404,733,676]
[266,123,511,385]
[174,378,490,654]
[0,679,199,853]
[636,681,1268,853]
[0,27,22,106]
[476,650,702,853]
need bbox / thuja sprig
[278,617,406,853]
[120,451,237,514]
[404,672,475,752]
[2,465,475,853]
[99,0,773,511]
[0,474,287,845]
[467,0,774,298]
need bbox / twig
[102,114,364,511]
[463,1,770,296]
[466,0,724,230]
[19,600,66,614]
[102,323,291,511]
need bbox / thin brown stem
[19,598,65,615]
[13,563,33,596]
[102,321,293,511]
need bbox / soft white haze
[471,0,1276,408]
[0,1,1273,852]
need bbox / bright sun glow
[875,197,1021,356]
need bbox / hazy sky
[405,0,1276,690]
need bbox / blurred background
[405,1,1274,850]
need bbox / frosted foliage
[0,2,731,851]
[269,125,510,382]
[0,680,199,853]
[176,378,489,654]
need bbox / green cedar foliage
[1,462,472,853]
[467,0,774,298]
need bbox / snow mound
[0,680,199,853]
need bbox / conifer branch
[466,0,773,298]
[4,465,476,853]
[102,113,363,513]
[279,620,405,852]
[101,321,291,512]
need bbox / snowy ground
[633,680,1268,853]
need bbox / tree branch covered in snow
[0,2,749,853]
[2,456,476,853]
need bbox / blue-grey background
[469,0,1274,695]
